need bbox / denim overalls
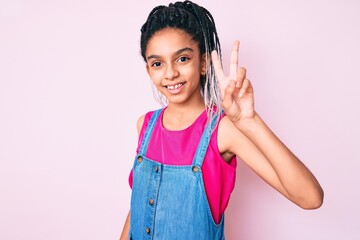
[130,109,225,240]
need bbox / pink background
[1,0,359,239]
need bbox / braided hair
[140,0,223,127]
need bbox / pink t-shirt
[129,109,237,224]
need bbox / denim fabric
[130,109,225,240]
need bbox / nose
[164,64,179,80]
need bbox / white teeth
[167,83,183,90]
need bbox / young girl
[120,1,323,239]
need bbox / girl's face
[145,28,205,107]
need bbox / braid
[140,1,223,129]
[180,1,223,123]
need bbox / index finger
[229,40,240,80]
[211,50,226,80]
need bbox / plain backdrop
[1,0,359,239]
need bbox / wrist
[232,112,263,134]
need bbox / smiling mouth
[165,82,185,90]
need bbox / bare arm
[219,114,323,209]
[119,211,130,240]
[213,41,324,209]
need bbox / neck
[163,99,205,131]
[166,101,205,116]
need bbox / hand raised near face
[211,41,255,122]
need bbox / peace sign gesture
[211,41,255,122]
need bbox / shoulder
[136,109,163,135]
[136,114,146,135]
[218,115,239,138]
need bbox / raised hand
[211,41,255,122]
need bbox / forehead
[146,28,199,56]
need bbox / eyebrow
[146,47,194,61]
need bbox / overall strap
[192,113,220,167]
[138,109,162,156]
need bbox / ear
[200,53,207,76]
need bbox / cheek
[149,70,164,82]
[189,62,202,78]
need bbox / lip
[164,82,186,94]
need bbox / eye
[178,56,189,63]
[150,61,162,67]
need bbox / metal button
[137,156,143,163]
[155,166,159,172]
[192,166,199,173]
[149,199,154,205]
[145,227,150,234]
